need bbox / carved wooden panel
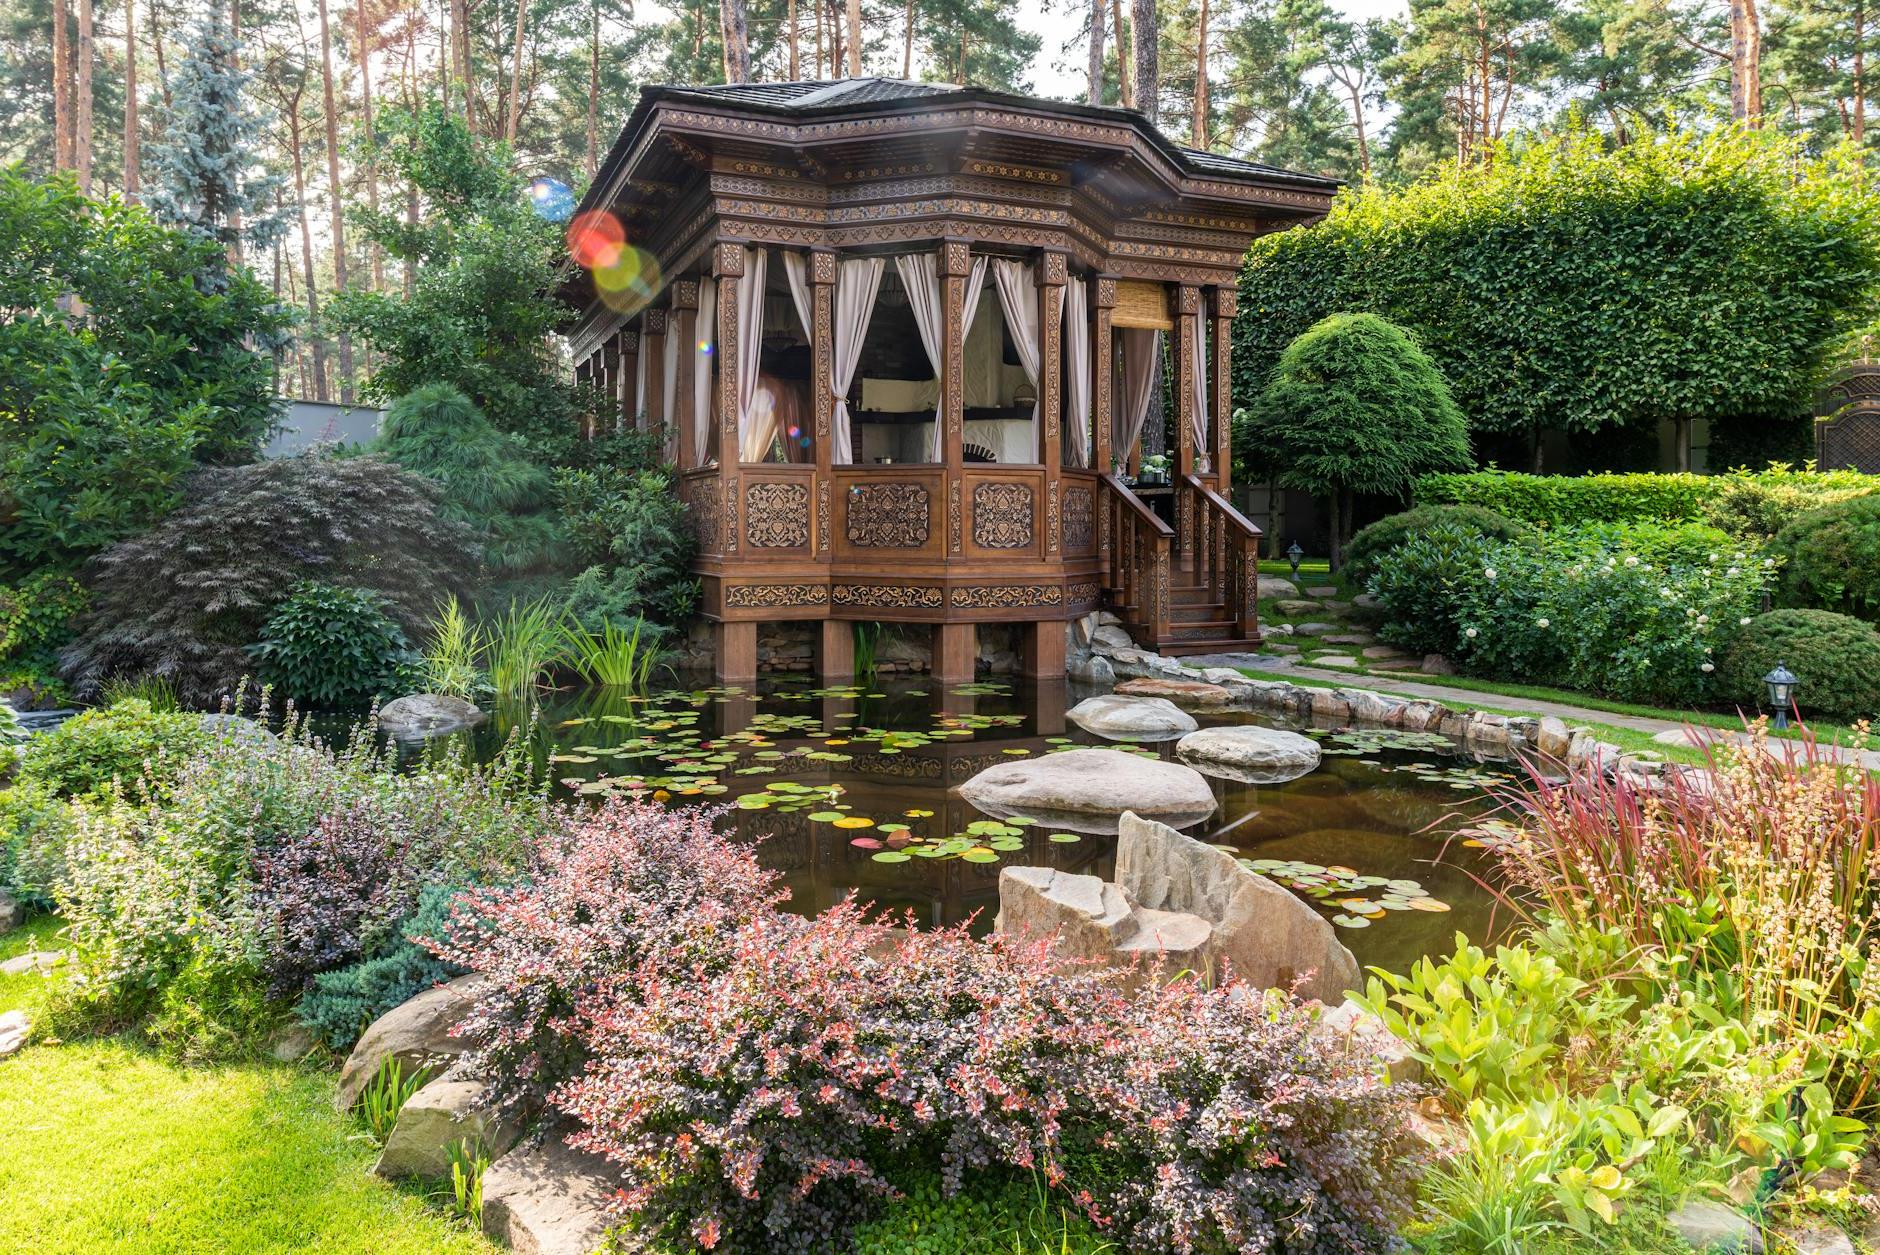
[744,482,810,548]
[1063,485,1095,553]
[832,584,944,609]
[724,583,830,609]
[844,483,931,547]
[949,585,1064,609]
[971,482,1034,549]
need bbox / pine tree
[143,3,290,282]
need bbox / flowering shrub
[1771,493,1880,621]
[253,799,416,995]
[17,697,210,799]
[297,883,464,1049]
[438,802,1426,1252]
[1366,522,1498,657]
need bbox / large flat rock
[1113,678,1237,708]
[1116,811,1360,1005]
[335,974,484,1113]
[958,748,1217,833]
[374,1075,521,1180]
[1177,725,1322,785]
[482,1135,623,1255]
[378,694,487,742]
[1067,694,1198,741]
[997,867,1212,978]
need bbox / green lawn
[0,918,494,1255]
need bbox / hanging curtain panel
[1118,327,1162,468]
[992,258,1042,462]
[830,256,886,465]
[734,248,772,463]
[693,281,717,466]
[1063,276,1091,469]
[894,252,946,462]
[662,304,680,462]
[1189,308,1210,474]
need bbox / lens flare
[528,177,576,222]
[566,210,625,269]
[593,244,664,315]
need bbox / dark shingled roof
[642,78,1338,190]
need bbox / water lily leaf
[833,816,874,829]
[871,850,911,863]
[807,811,844,822]
[1047,832,1081,843]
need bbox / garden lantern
[1286,542,1304,580]
[1762,660,1799,730]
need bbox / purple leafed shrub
[251,799,413,994]
[435,800,1425,1253]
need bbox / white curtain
[662,309,680,462]
[632,333,647,430]
[993,258,1042,462]
[831,256,885,465]
[895,252,989,463]
[693,281,717,465]
[1063,277,1091,469]
[1190,310,1210,474]
[734,248,771,463]
[782,252,813,340]
[1118,328,1162,470]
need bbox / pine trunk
[586,3,599,177]
[359,0,383,292]
[788,0,799,79]
[902,0,914,78]
[1085,0,1105,104]
[453,0,473,133]
[1129,0,1157,123]
[317,0,353,402]
[123,0,139,195]
[1191,0,1208,148]
[53,0,71,171]
[75,0,93,193]
[289,109,329,403]
[721,0,750,83]
[506,0,529,140]
[1111,0,1131,107]
[1730,0,1762,123]
[845,0,862,74]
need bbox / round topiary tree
[1771,494,1880,621]
[1235,313,1472,568]
[1719,609,1880,724]
[1344,504,1530,586]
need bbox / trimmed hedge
[1417,468,1877,533]
[1345,505,1530,586]
[1719,610,1880,724]
[1771,495,1880,622]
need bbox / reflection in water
[443,676,1510,973]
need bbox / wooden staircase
[1099,473,1265,657]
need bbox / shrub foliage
[1770,494,1880,622]
[1344,504,1529,586]
[1719,610,1880,724]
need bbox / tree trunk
[359,0,383,293]
[1111,0,1131,107]
[122,0,139,196]
[454,0,474,133]
[586,2,599,176]
[289,107,329,402]
[788,0,799,79]
[53,0,71,171]
[1129,0,1157,124]
[1730,0,1762,124]
[75,0,93,193]
[150,0,169,107]
[902,0,914,78]
[317,0,353,402]
[721,0,751,83]
[1085,0,1105,103]
[845,0,862,74]
[1328,489,1347,571]
[1191,0,1208,147]
[506,0,529,140]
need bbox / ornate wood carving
[833,584,943,609]
[845,483,931,547]
[948,480,962,554]
[1046,479,1060,553]
[816,481,831,555]
[723,473,739,554]
[1068,580,1100,605]
[950,585,1064,609]
[971,482,1034,549]
[744,482,810,548]
[724,583,830,608]
[1063,486,1094,551]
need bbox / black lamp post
[1762,660,1799,730]
[1286,542,1304,581]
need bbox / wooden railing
[1181,473,1263,640]
[1100,473,1173,646]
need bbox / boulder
[1177,726,1322,785]
[1256,576,1300,599]
[1067,694,1198,741]
[198,713,277,745]
[0,949,67,976]
[1090,625,1135,653]
[1316,1000,1419,1084]
[1112,678,1236,709]
[482,1135,623,1255]
[1779,1229,1854,1255]
[0,1010,27,1057]
[267,1024,319,1063]
[1420,654,1456,675]
[1669,1201,1763,1254]
[997,867,1213,977]
[0,889,20,935]
[1340,689,1407,726]
[1361,645,1408,660]
[1309,689,1354,721]
[378,694,487,742]
[375,1075,522,1180]
[1066,654,1115,685]
[1116,812,1361,1005]
[958,748,1216,832]
[1535,716,1572,760]
[1273,599,1322,618]
[335,974,486,1113]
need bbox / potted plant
[1139,453,1172,486]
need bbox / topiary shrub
[59,451,473,707]
[248,582,415,710]
[1700,468,1876,542]
[1771,495,1880,621]
[1345,504,1529,585]
[17,698,210,799]
[1719,610,1880,724]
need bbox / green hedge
[1415,468,1878,532]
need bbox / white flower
[1701,662,1715,673]
[1739,617,1752,626]
[1708,553,1718,563]
[1659,587,1674,598]
[1727,567,1740,577]
[1484,568,1497,581]
[1686,607,1698,617]
[1763,557,1775,568]
[1696,614,1709,625]
[1735,551,1747,561]
[1536,618,1550,628]
[1465,627,1478,639]
[1624,555,1641,567]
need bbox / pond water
[446,677,1514,974]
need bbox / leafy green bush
[0,778,78,903]
[1699,465,1878,541]
[1367,522,1500,657]
[852,1169,1115,1253]
[1345,505,1530,586]
[554,466,698,629]
[1415,471,1718,526]
[373,383,559,572]
[249,582,415,710]
[1718,610,1880,724]
[0,572,87,669]
[1771,494,1880,621]
[60,452,472,707]
[18,699,210,799]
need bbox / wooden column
[810,249,836,558]
[1019,620,1066,679]
[1212,287,1236,490]
[643,308,668,448]
[716,622,758,685]
[715,243,743,558]
[616,327,639,432]
[574,357,592,438]
[817,620,854,683]
[932,623,977,684]
[940,241,971,555]
[1038,251,1066,557]
[671,284,698,468]
[1175,284,1201,556]
[1093,275,1116,475]
[598,337,621,438]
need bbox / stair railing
[1100,473,1173,647]
[1180,473,1264,642]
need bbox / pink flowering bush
[435,801,1426,1253]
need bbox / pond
[445,676,1513,974]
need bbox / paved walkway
[1185,652,1880,771]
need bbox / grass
[0,918,495,1254]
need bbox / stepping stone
[1306,585,1339,597]
[0,950,67,976]
[1256,576,1299,598]
[1368,657,1423,671]
[1321,634,1375,646]
[0,1010,27,1057]
[1362,645,1408,659]
[1321,599,1354,613]
[1291,622,1342,637]
[1311,654,1361,668]
[1669,1201,1763,1253]
[1272,599,1322,617]
[1351,593,1381,609]
[1264,643,1301,655]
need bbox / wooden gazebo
[561,79,1336,684]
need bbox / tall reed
[422,595,487,699]
[561,618,666,691]
[484,597,567,697]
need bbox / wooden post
[1019,620,1066,679]
[817,619,854,682]
[932,623,977,684]
[716,621,758,685]
[598,337,620,438]
[1038,251,1066,556]
[617,327,638,432]
[643,307,668,448]
[1175,284,1201,556]
[1212,287,1235,491]
[715,243,742,556]
[671,284,698,468]
[811,249,836,555]
[1093,275,1116,476]
[940,242,970,553]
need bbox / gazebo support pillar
[932,623,977,684]
[1019,621,1066,679]
[817,620,854,683]
[716,622,758,685]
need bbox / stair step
[1168,619,1241,639]
[1157,636,1264,657]
[1170,603,1229,623]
